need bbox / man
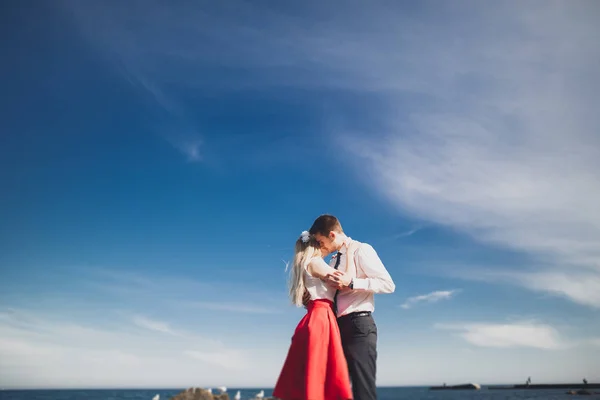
[306,214,395,400]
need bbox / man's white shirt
[329,237,395,317]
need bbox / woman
[273,231,358,400]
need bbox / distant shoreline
[2,383,598,391]
[489,383,600,390]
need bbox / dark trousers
[337,312,377,400]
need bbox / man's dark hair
[309,214,344,236]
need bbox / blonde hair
[288,235,321,306]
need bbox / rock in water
[170,388,230,400]
[566,389,594,395]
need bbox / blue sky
[1,0,599,389]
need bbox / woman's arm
[307,257,338,280]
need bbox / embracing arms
[301,256,355,307]
[307,257,337,280]
[328,243,395,294]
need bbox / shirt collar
[338,236,353,253]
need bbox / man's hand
[324,270,352,290]
[302,289,311,308]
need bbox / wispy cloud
[392,225,425,240]
[451,268,600,309]
[0,307,254,388]
[81,267,211,302]
[59,0,599,309]
[332,2,600,307]
[132,315,180,336]
[185,301,281,315]
[435,321,564,350]
[400,290,459,309]
[80,267,283,312]
[61,1,205,162]
[12,1,599,387]
[167,136,202,163]
[0,265,294,388]
[184,349,248,370]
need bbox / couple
[273,214,395,400]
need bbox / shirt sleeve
[351,243,395,293]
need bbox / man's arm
[351,243,395,293]
[302,288,311,308]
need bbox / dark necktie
[332,252,342,315]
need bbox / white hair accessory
[300,230,310,243]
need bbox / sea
[0,387,597,400]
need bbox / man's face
[314,232,337,255]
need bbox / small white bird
[152,395,159,400]
[256,390,264,399]
[234,390,241,400]
[218,386,227,393]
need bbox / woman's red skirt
[273,299,353,400]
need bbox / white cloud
[181,140,202,162]
[0,268,295,388]
[391,225,425,240]
[184,350,248,370]
[453,268,600,309]
[59,1,597,305]
[80,268,284,315]
[516,272,600,309]
[185,301,280,314]
[86,267,209,294]
[435,321,563,350]
[165,134,203,163]
[332,2,600,307]
[400,290,459,309]
[132,315,180,336]
[5,4,600,391]
[0,308,256,389]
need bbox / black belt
[338,311,371,320]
